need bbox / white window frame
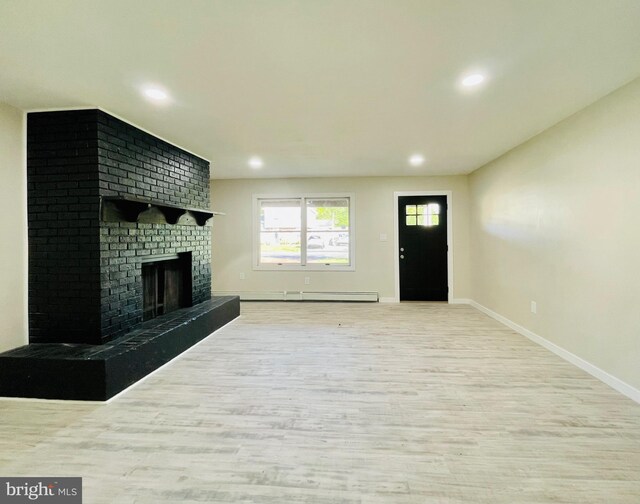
[253,193,355,271]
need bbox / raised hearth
[0,297,239,401]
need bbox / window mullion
[300,198,307,266]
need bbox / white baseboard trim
[214,290,284,301]
[450,298,472,305]
[466,299,640,405]
[378,297,471,304]
[379,297,471,304]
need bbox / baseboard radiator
[212,291,379,302]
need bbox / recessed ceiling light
[461,73,485,87]
[248,156,263,169]
[408,154,425,167]
[143,87,169,101]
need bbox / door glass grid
[405,203,440,226]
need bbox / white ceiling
[1,0,640,179]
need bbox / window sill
[253,264,355,272]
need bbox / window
[405,203,440,226]
[258,199,302,264]
[255,194,354,270]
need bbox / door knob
[400,247,404,252]
[400,255,404,259]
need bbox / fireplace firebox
[142,254,192,321]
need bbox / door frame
[393,191,453,303]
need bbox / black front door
[398,195,448,301]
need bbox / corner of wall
[0,102,28,352]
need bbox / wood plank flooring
[1,302,639,503]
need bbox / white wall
[0,102,27,352]
[469,77,640,391]
[211,176,470,300]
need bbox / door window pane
[422,203,441,227]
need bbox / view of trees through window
[259,197,351,267]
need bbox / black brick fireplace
[0,109,239,400]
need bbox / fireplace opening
[142,253,193,321]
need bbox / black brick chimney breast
[0,109,239,401]
[27,110,212,344]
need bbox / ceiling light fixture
[143,87,169,101]
[461,73,485,87]
[408,154,425,167]
[248,156,263,169]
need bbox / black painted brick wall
[27,109,211,345]
[28,110,102,344]
[95,111,209,208]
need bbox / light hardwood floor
[1,302,639,503]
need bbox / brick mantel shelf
[101,195,225,226]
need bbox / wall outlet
[531,301,537,314]
[304,276,310,285]
[239,272,245,280]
